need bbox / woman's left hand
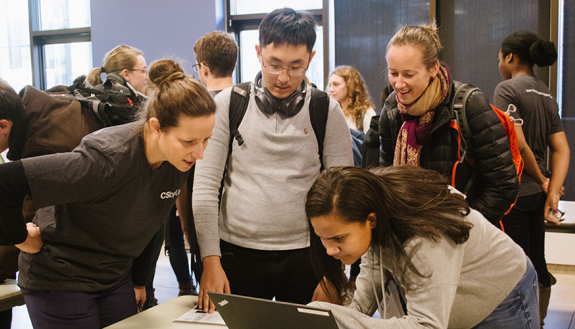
[15,223,43,253]
[134,286,147,311]
[312,277,341,304]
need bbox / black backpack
[182,82,331,262]
[361,115,381,168]
[228,82,330,168]
[67,73,146,127]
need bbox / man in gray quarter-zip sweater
[192,8,353,313]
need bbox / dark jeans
[167,206,203,286]
[167,206,192,284]
[23,273,137,329]
[220,240,319,304]
[501,192,551,287]
[474,257,539,328]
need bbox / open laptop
[208,292,340,329]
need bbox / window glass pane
[439,0,543,100]
[40,0,91,30]
[231,0,322,15]
[44,42,92,89]
[334,0,428,110]
[0,0,32,92]
[239,26,324,90]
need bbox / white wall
[546,200,575,266]
[90,0,224,74]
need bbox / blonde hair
[139,59,215,130]
[330,66,374,130]
[387,24,442,69]
[86,45,143,86]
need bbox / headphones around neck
[253,72,307,118]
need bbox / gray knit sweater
[310,208,526,329]
[192,84,353,257]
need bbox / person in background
[86,45,148,95]
[307,165,539,328]
[192,8,353,313]
[328,66,376,133]
[379,24,519,226]
[494,30,570,327]
[0,59,215,329]
[168,30,240,298]
[193,31,238,96]
[0,81,25,329]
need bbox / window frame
[27,0,91,90]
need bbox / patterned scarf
[393,65,450,166]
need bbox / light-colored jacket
[311,208,526,329]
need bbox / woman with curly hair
[329,66,376,132]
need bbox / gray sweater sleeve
[322,98,354,168]
[348,249,382,316]
[192,87,233,259]
[312,239,463,329]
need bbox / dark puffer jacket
[380,80,519,225]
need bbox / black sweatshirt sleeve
[0,161,31,245]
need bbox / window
[44,42,92,88]
[227,0,328,90]
[332,0,429,110]
[0,0,32,92]
[0,0,91,91]
[230,0,322,15]
[39,0,91,30]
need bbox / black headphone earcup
[254,88,278,115]
[279,93,306,117]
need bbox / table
[0,279,25,312]
[105,296,227,328]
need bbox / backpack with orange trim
[449,82,523,221]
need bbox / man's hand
[198,256,230,313]
[15,223,43,254]
[134,286,146,311]
[312,277,341,304]
[544,191,565,225]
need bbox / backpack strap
[228,82,251,156]
[450,81,479,162]
[309,88,329,170]
[228,83,329,169]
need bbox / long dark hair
[305,166,472,300]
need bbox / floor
[9,250,575,328]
